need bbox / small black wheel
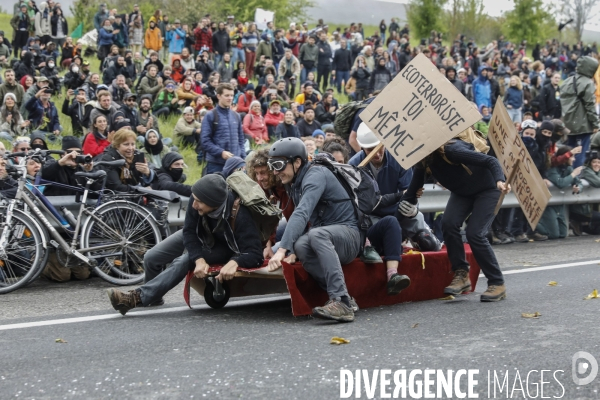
[203,278,230,309]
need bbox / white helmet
[356,122,380,149]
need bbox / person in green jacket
[535,146,583,239]
[571,151,600,235]
[560,56,600,168]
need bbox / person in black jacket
[538,72,562,120]
[332,39,352,94]
[106,174,264,315]
[212,22,231,67]
[15,51,36,81]
[316,32,332,92]
[401,138,510,302]
[0,157,18,199]
[151,152,191,197]
[63,63,86,91]
[314,93,336,125]
[446,66,465,96]
[50,8,68,49]
[61,87,88,136]
[102,56,131,85]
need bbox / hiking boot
[387,274,411,296]
[490,234,502,245]
[349,297,359,312]
[495,232,514,244]
[147,298,165,307]
[529,232,548,241]
[107,288,141,315]
[514,233,530,243]
[312,299,355,322]
[480,284,507,302]
[570,220,582,236]
[360,246,383,264]
[444,269,471,295]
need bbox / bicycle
[0,149,170,294]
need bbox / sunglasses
[267,159,288,172]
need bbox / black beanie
[162,152,183,169]
[540,120,555,132]
[191,174,228,207]
[62,136,82,151]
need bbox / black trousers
[317,65,331,92]
[442,189,504,286]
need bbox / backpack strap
[228,197,241,232]
[211,107,219,133]
[573,74,584,101]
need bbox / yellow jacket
[145,27,163,52]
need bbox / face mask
[31,143,45,150]
[522,136,535,146]
[48,63,55,68]
[72,66,79,73]
[169,167,183,182]
[551,132,562,143]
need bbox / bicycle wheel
[80,201,162,285]
[0,209,48,294]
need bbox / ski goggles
[267,158,289,172]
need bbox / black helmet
[411,229,442,252]
[269,137,308,164]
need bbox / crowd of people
[1,4,600,322]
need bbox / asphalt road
[1,236,600,399]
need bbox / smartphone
[134,152,145,164]
[44,88,53,94]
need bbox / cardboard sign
[488,99,551,229]
[359,53,482,169]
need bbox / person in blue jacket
[97,18,116,62]
[473,65,492,109]
[201,83,246,174]
[165,19,186,61]
[25,87,61,142]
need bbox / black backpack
[312,153,380,245]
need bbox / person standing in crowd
[505,75,524,123]
[539,72,562,120]
[242,23,259,79]
[332,38,352,95]
[561,56,600,168]
[473,66,492,109]
[316,32,332,93]
[201,83,246,174]
[351,55,371,101]
[267,138,361,322]
[402,134,510,302]
[50,7,68,49]
[213,21,231,68]
[10,4,30,58]
[34,2,52,46]
[299,35,318,84]
[94,3,109,32]
[145,20,163,54]
[166,19,185,62]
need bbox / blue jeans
[300,67,316,84]
[232,48,245,66]
[214,54,223,68]
[335,70,350,93]
[205,162,224,174]
[567,133,592,168]
[0,131,14,142]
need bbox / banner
[359,53,482,169]
[488,99,551,229]
[255,9,275,31]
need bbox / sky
[379,0,600,32]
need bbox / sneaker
[387,273,411,296]
[495,231,514,244]
[360,246,383,264]
[480,284,507,302]
[444,269,471,295]
[349,297,359,312]
[514,233,530,243]
[107,288,141,315]
[529,232,548,241]
[570,221,582,236]
[490,234,502,245]
[312,299,355,322]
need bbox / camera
[585,150,598,165]
[75,155,92,164]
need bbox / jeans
[441,189,504,286]
[205,162,224,174]
[506,107,522,123]
[214,54,223,69]
[367,216,402,262]
[300,66,316,84]
[0,131,14,141]
[293,225,361,300]
[231,48,246,66]
[567,133,592,168]
[335,70,350,94]
[317,65,331,92]
[139,230,189,306]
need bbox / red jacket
[243,111,268,142]
[194,27,213,52]
[83,133,110,158]
[264,110,284,127]
[171,66,185,83]
[236,93,255,113]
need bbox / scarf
[207,199,226,220]
[117,150,136,183]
